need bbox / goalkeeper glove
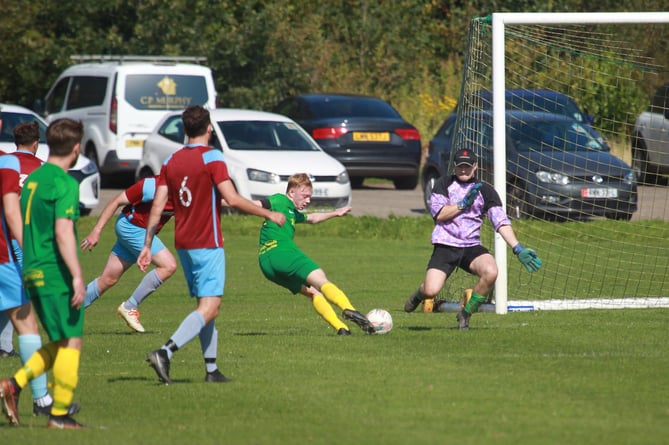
[513,243,542,273]
[457,183,482,210]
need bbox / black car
[422,110,637,220]
[273,93,421,189]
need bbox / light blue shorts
[177,248,225,298]
[0,261,27,311]
[112,216,167,263]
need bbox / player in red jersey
[138,105,285,384]
[80,176,178,333]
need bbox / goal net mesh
[436,15,669,311]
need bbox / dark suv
[273,94,421,189]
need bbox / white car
[0,103,100,215]
[137,108,351,209]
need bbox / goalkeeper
[403,148,541,330]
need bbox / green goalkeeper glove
[513,243,542,273]
[457,183,482,210]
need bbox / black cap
[454,148,477,166]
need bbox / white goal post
[437,12,669,315]
[492,12,669,314]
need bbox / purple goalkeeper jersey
[429,176,511,247]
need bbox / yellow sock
[320,282,354,311]
[13,342,59,389]
[52,347,81,416]
[311,294,349,331]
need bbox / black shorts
[426,244,490,276]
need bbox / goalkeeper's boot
[146,349,171,384]
[337,328,351,336]
[456,310,471,331]
[205,369,233,383]
[0,378,20,426]
[404,292,422,312]
[342,309,376,335]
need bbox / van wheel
[85,145,100,170]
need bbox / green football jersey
[21,163,80,283]
[258,193,306,254]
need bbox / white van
[40,55,217,178]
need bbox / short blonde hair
[286,173,312,192]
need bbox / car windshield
[475,91,585,122]
[309,97,401,119]
[510,119,604,152]
[217,121,320,151]
[0,112,47,143]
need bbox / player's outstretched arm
[498,225,542,273]
[306,207,351,224]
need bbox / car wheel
[605,211,633,221]
[85,144,100,170]
[136,166,155,181]
[422,171,439,211]
[350,177,364,189]
[632,139,659,185]
[80,207,92,217]
[507,181,529,219]
[393,176,418,190]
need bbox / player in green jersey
[257,173,375,335]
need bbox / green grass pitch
[1,215,667,444]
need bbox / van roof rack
[70,55,207,64]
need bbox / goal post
[440,12,669,314]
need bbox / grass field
[1,215,668,444]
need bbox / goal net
[434,12,669,314]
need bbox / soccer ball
[366,309,393,335]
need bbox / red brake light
[395,128,420,140]
[109,96,117,134]
[312,127,348,139]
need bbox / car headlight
[80,159,99,175]
[247,169,281,184]
[336,170,349,184]
[536,171,570,185]
[624,170,635,185]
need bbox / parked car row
[18,52,667,221]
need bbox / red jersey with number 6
[158,145,230,249]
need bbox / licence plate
[352,132,390,142]
[125,139,144,148]
[581,188,618,198]
[312,188,328,197]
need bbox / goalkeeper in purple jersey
[403,148,542,330]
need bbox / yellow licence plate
[125,139,144,148]
[352,132,390,142]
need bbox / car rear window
[308,97,401,119]
[125,75,209,110]
[218,121,319,151]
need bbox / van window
[45,77,70,114]
[125,75,209,111]
[66,76,108,110]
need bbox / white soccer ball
[366,308,393,335]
